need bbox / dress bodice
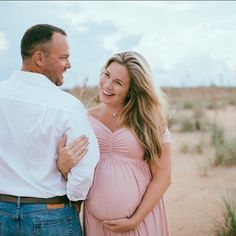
[88,115,144,162]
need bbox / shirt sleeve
[63,102,99,201]
[162,126,171,144]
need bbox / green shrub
[214,140,236,166]
[180,119,196,132]
[211,124,236,166]
[212,124,224,147]
[183,101,193,109]
[213,199,236,236]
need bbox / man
[0,24,99,235]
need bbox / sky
[0,1,236,89]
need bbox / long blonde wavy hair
[102,51,169,162]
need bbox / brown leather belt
[0,194,69,204]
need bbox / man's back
[0,71,99,200]
[0,23,95,236]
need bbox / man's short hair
[20,24,67,60]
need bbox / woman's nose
[103,80,113,89]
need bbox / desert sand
[165,105,236,236]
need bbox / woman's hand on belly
[102,217,138,232]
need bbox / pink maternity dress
[84,114,171,236]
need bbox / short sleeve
[161,126,171,144]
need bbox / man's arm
[63,102,99,201]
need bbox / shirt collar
[9,70,59,89]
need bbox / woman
[58,51,171,235]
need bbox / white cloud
[49,1,75,9]
[59,2,236,67]
[103,33,123,53]
[125,1,200,12]
[49,1,236,87]
[60,11,89,32]
[1,1,236,87]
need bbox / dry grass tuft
[212,198,236,236]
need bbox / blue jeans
[0,201,82,236]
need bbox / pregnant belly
[86,159,149,220]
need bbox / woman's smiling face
[99,61,130,107]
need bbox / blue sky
[0,1,236,88]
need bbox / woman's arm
[102,143,171,232]
[57,134,89,179]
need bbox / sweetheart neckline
[88,114,127,134]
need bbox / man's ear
[32,50,46,66]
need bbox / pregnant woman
[58,51,172,236]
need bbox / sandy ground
[165,106,236,236]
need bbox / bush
[213,199,236,236]
[212,124,224,147]
[214,140,236,166]
[211,124,236,166]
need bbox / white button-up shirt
[0,71,99,201]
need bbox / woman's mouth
[103,90,114,96]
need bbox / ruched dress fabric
[84,114,171,236]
